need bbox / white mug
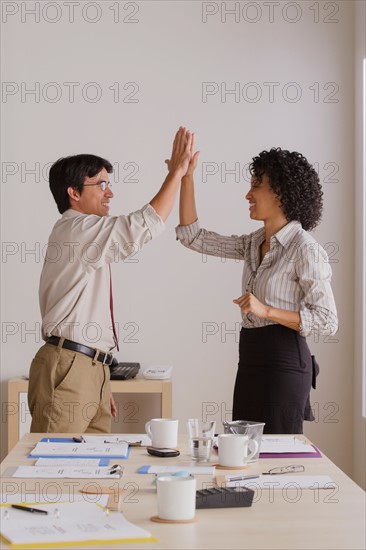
[218,434,259,467]
[145,418,178,448]
[156,475,196,521]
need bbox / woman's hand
[184,132,200,177]
[233,293,270,319]
[234,294,301,331]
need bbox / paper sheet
[226,475,337,489]
[260,436,317,454]
[35,458,105,467]
[82,434,151,446]
[0,494,109,507]
[0,501,155,546]
[139,464,215,475]
[30,441,129,458]
[10,466,122,479]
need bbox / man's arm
[150,127,193,221]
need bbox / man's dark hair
[49,154,113,214]
[249,148,323,231]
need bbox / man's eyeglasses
[83,181,112,192]
[262,465,305,475]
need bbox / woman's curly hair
[249,148,323,231]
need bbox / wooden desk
[0,433,365,549]
[7,378,172,452]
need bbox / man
[28,127,192,433]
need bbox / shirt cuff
[175,219,200,242]
[299,308,314,337]
[142,204,165,240]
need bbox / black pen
[11,505,48,515]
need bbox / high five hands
[184,131,200,177]
[165,127,200,177]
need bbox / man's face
[69,168,113,217]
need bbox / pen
[226,475,260,482]
[11,505,48,515]
[72,436,86,443]
[103,439,142,445]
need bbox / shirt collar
[252,226,266,245]
[62,208,88,219]
[273,220,303,248]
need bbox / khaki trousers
[28,340,111,433]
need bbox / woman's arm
[296,242,338,336]
[179,173,198,225]
[175,135,246,261]
[179,133,200,226]
[233,293,301,332]
[233,239,338,336]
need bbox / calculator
[109,361,140,380]
[196,486,254,509]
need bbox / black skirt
[233,325,314,434]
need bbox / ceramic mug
[218,434,259,467]
[156,475,196,521]
[145,418,178,448]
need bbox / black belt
[47,336,114,366]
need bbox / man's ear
[67,186,81,202]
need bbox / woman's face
[245,174,283,222]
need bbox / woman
[176,143,338,434]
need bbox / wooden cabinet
[6,378,172,452]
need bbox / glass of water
[187,419,216,462]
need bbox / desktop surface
[0,433,365,550]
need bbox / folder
[0,501,157,548]
[259,444,322,459]
[28,438,130,460]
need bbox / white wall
[1,1,359,480]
